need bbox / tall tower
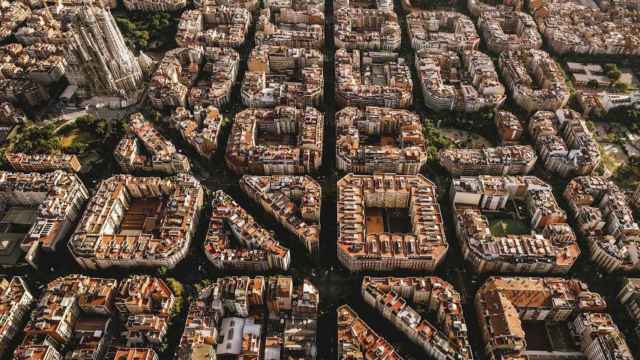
[63,4,143,99]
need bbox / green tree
[607,69,622,81]
[166,278,185,316]
[587,79,600,89]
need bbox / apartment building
[336,49,413,109]
[176,7,251,48]
[467,0,524,16]
[0,277,33,355]
[0,43,65,85]
[529,109,601,178]
[0,1,30,42]
[240,175,321,256]
[168,106,222,159]
[499,48,570,112]
[476,277,632,360]
[362,277,472,359]
[17,275,118,357]
[5,153,82,173]
[15,9,68,45]
[115,113,191,174]
[495,110,524,143]
[451,176,580,274]
[242,45,323,108]
[111,348,158,360]
[195,0,260,12]
[334,0,393,10]
[564,176,640,273]
[337,305,404,360]
[476,8,542,54]
[0,44,52,107]
[13,344,62,360]
[619,278,640,339]
[0,171,89,267]
[205,191,291,271]
[337,173,448,272]
[176,276,263,359]
[573,312,634,360]
[178,276,317,360]
[532,1,640,56]
[69,174,204,269]
[225,106,323,175]
[336,106,427,174]
[440,146,537,176]
[415,48,506,112]
[407,11,479,52]
[0,102,26,125]
[16,275,174,359]
[334,7,400,51]
[22,0,117,7]
[255,4,324,49]
[149,47,239,109]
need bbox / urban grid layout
[1,0,640,359]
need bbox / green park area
[489,218,531,237]
[115,12,178,51]
[4,115,123,173]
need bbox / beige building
[619,278,640,331]
[362,277,472,359]
[240,175,321,256]
[451,176,579,274]
[334,7,400,51]
[476,276,632,360]
[415,48,505,112]
[564,176,640,273]
[532,1,640,56]
[0,44,52,107]
[499,49,570,112]
[168,106,223,159]
[0,171,89,267]
[0,1,30,42]
[225,106,323,175]
[476,8,542,54]
[5,153,81,173]
[336,49,413,108]
[337,305,404,360]
[149,47,239,110]
[495,110,524,143]
[440,146,537,176]
[407,11,479,52]
[256,4,324,49]
[115,113,191,174]
[176,7,251,48]
[0,277,33,356]
[467,0,524,16]
[529,109,601,178]
[336,106,427,174]
[16,275,173,359]
[337,173,448,272]
[205,190,291,271]
[243,45,323,107]
[69,174,204,269]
